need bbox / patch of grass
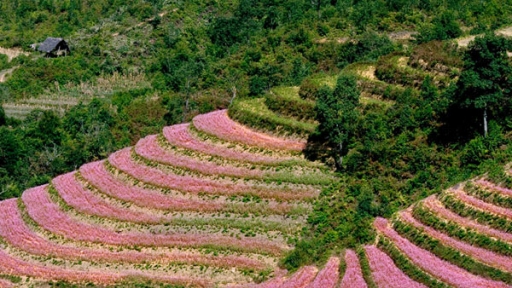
[229,98,316,138]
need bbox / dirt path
[497,26,512,37]
[0,47,28,61]
[358,65,377,80]
[112,10,174,37]
[457,25,512,47]
[0,66,17,83]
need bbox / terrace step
[163,123,304,165]
[399,209,512,273]
[421,195,512,243]
[364,245,426,288]
[0,198,270,272]
[374,217,509,288]
[340,249,367,288]
[192,109,306,151]
[109,148,319,202]
[228,98,317,138]
[22,185,288,256]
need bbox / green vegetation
[0,96,166,199]
[284,33,512,269]
[375,53,451,88]
[451,33,512,138]
[415,10,462,43]
[313,74,360,169]
[265,87,316,121]
[357,247,377,288]
[228,98,316,137]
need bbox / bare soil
[457,25,512,48]
[358,65,377,80]
[0,67,16,83]
[0,47,28,61]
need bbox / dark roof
[37,37,65,53]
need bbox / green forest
[2,0,512,273]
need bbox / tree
[454,33,512,137]
[0,105,5,126]
[223,68,244,105]
[178,61,203,122]
[315,74,360,169]
[0,127,23,175]
[416,11,462,43]
[208,17,243,47]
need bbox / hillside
[1,47,512,286]
[3,1,512,287]
[0,108,334,287]
[1,86,512,287]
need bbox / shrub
[298,78,320,101]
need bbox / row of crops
[0,105,334,286]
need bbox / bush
[415,11,462,43]
[336,31,397,68]
[298,78,320,101]
[0,105,5,126]
[249,76,267,96]
[265,89,316,120]
[409,41,463,72]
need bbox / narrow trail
[0,47,28,61]
[457,25,512,47]
[0,66,17,83]
[112,10,174,37]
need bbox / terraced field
[270,175,512,288]
[0,97,429,287]
[0,104,335,287]
[372,176,512,288]
[2,72,151,119]
[3,47,512,286]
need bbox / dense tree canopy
[453,33,512,137]
[416,11,462,43]
[314,74,360,170]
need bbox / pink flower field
[339,250,367,288]
[0,279,13,288]
[163,124,298,164]
[53,172,164,223]
[0,241,209,287]
[0,199,266,270]
[5,106,512,287]
[475,179,512,198]
[306,256,340,288]
[193,110,306,151]
[80,161,303,216]
[451,189,512,219]
[399,209,512,272]
[422,195,512,242]
[80,161,228,212]
[374,217,509,288]
[109,148,318,201]
[280,266,318,288]
[22,185,288,256]
[364,245,426,288]
[135,134,266,178]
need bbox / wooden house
[37,37,70,57]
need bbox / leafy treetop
[454,33,512,137]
